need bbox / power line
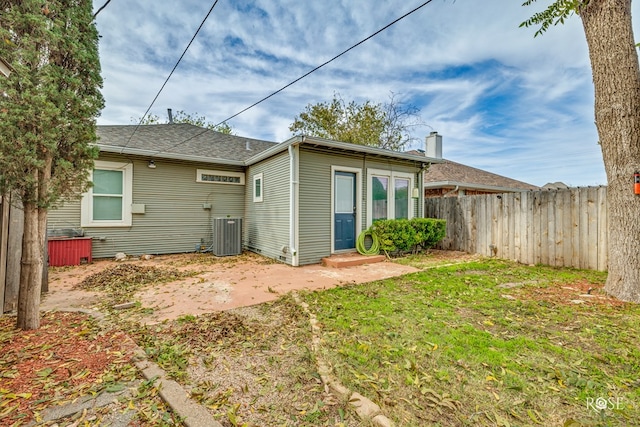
[93,0,113,19]
[212,0,434,127]
[152,0,435,157]
[120,0,220,153]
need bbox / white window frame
[253,173,263,203]
[196,169,245,185]
[366,168,414,227]
[81,160,133,227]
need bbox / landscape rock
[113,302,137,310]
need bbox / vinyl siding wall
[48,153,245,258]
[297,146,421,266]
[244,152,291,263]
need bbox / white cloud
[93,0,637,186]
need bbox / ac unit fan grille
[211,218,242,256]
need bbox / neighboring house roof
[97,124,277,165]
[97,125,443,166]
[542,181,569,190]
[420,158,540,192]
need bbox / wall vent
[211,218,242,256]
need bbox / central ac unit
[211,217,242,256]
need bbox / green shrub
[410,217,446,249]
[370,218,446,255]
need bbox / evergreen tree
[0,0,103,329]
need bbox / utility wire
[120,0,220,153]
[213,0,434,127]
[152,0,435,157]
[93,0,113,19]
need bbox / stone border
[41,308,222,427]
[292,294,395,427]
[132,346,221,427]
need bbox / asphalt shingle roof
[423,158,539,191]
[97,124,277,163]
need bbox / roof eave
[98,144,246,166]
[244,136,298,165]
[245,135,444,165]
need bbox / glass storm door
[334,172,356,250]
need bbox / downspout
[418,163,429,218]
[418,168,424,218]
[443,185,459,197]
[288,140,300,266]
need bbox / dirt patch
[133,298,356,426]
[0,312,137,426]
[513,280,626,308]
[421,250,479,263]
[28,251,461,425]
[77,264,188,291]
[75,263,193,308]
[396,250,482,269]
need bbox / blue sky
[92,0,640,187]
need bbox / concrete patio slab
[42,252,419,323]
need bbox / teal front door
[334,172,356,250]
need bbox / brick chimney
[425,131,442,159]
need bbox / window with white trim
[81,160,133,227]
[394,177,410,219]
[367,169,414,225]
[253,173,263,202]
[371,175,389,222]
[196,169,245,185]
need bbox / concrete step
[322,252,386,268]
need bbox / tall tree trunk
[16,154,51,330]
[17,200,43,330]
[580,0,640,302]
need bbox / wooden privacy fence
[0,193,24,313]
[424,187,608,271]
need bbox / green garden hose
[356,229,380,255]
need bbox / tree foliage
[0,0,103,329]
[135,110,234,134]
[289,93,422,151]
[0,0,103,205]
[520,0,586,36]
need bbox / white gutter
[98,144,245,166]
[288,142,300,266]
[245,135,443,166]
